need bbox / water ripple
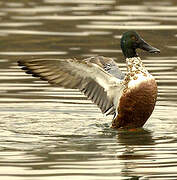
[0,51,67,55]
[0,29,89,36]
[44,0,115,4]
[78,24,177,30]
[0,0,177,179]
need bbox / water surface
[0,0,177,179]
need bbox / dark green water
[0,0,177,179]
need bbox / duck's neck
[126,57,148,75]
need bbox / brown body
[112,78,157,129]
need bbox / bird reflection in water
[117,128,155,179]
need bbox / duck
[18,31,160,129]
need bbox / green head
[121,31,160,58]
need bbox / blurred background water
[0,0,177,179]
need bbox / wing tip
[17,60,24,67]
[104,105,115,116]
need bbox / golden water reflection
[0,0,177,179]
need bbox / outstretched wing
[18,57,124,115]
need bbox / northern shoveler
[18,31,160,129]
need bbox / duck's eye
[131,36,138,41]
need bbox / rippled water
[0,0,177,179]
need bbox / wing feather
[18,58,124,115]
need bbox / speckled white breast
[124,57,154,88]
[128,73,154,88]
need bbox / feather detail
[18,57,124,115]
